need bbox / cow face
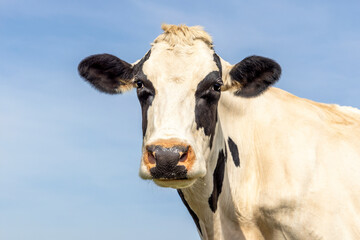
[78,24,281,189]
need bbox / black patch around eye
[195,71,222,97]
[195,71,221,148]
[177,190,203,236]
[136,78,154,99]
[227,137,240,167]
[208,147,227,213]
[132,50,154,137]
[137,77,155,137]
[137,89,154,106]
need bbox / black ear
[229,56,281,97]
[78,54,134,94]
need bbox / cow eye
[213,83,222,92]
[136,80,143,89]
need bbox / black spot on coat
[208,148,227,212]
[227,137,240,167]
[177,190,202,236]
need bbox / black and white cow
[78,24,360,239]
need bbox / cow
[78,24,360,239]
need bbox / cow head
[78,24,281,189]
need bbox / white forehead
[142,41,219,90]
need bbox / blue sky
[0,0,359,239]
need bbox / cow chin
[139,164,207,189]
[153,178,197,189]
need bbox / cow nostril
[179,152,188,162]
[148,151,156,164]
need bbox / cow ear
[78,54,134,94]
[229,56,281,97]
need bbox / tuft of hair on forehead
[153,24,213,48]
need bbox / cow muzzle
[141,139,197,187]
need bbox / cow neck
[178,118,241,239]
